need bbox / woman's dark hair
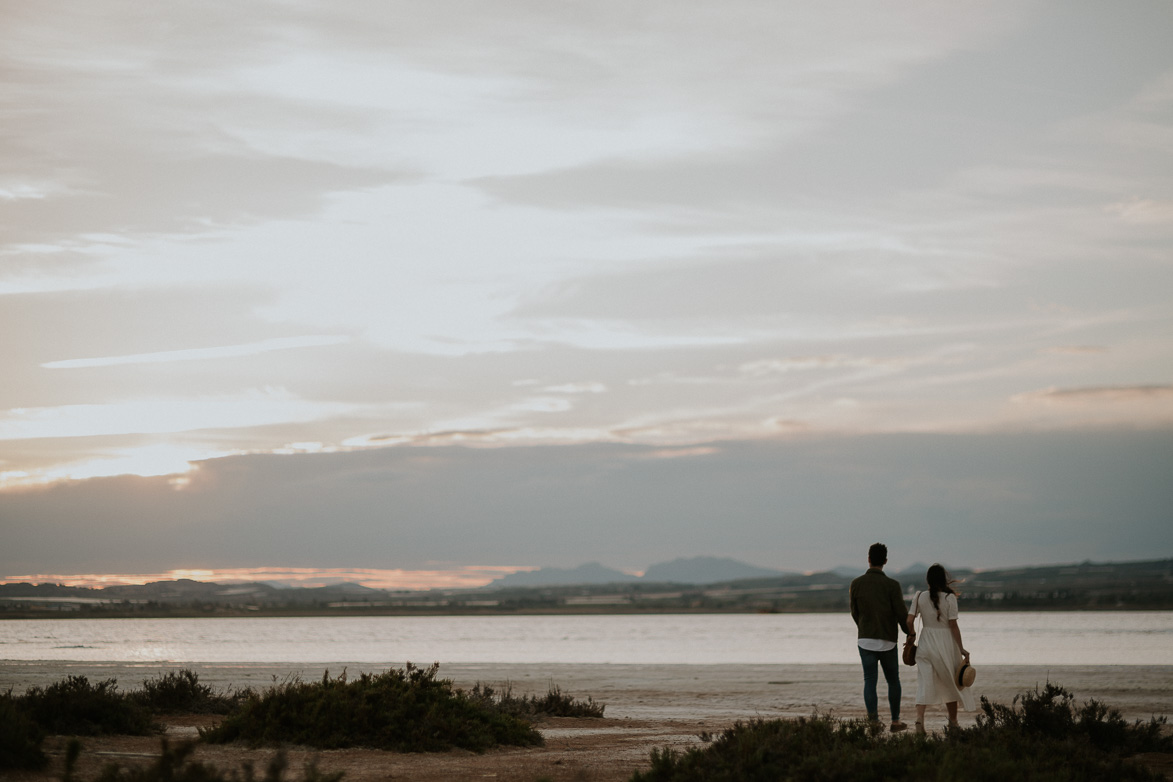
[925,563,957,620]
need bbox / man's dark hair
[868,542,888,567]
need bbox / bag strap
[910,591,921,618]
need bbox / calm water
[2,612,1170,666]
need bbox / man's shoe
[890,720,908,733]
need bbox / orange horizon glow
[0,565,538,592]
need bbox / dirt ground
[18,713,712,782]
[4,662,1172,781]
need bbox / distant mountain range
[0,578,382,606]
[2,558,1170,616]
[829,562,966,581]
[487,556,785,588]
[487,557,949,589]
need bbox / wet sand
[3,661,1171,782]
[4,660,1171,723]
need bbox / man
[849,542,911,732]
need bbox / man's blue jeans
[858,645,901,721]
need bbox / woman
[906,563,975,732]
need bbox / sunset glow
[2,566,536,591]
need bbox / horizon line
[0,566,536,592]
[4,555,1168,592]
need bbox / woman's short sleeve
[945,593,960,621]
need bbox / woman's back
[915,591,958,629]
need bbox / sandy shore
[4,661,1171,781]
[4,660,1171,723]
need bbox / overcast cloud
[1,1,1170,583]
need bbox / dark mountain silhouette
[488,562,639,588]
[3,558,1170,615]
[831,562,970,583]
[642,556,783,584]
[486,557,780,588]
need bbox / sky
[2,1,1171,588]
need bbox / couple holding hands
[850,542,976,734]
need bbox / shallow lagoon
[3,611,1170,665]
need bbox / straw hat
[956,659,976,689]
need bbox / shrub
[631,683,1171,782]
[200,663,542,753]
[132,670,243,715]
[467,682,605,719]
[0,692,47,770]
[88,739,343,782]
[974,681,1172,757]
[17,676,155,736]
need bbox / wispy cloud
[1015,385,1173,404]
[1106,198,1173,225]
[1040,345,1109,356]
[0,389,352,441]
[0,565,534,591]
[41,335,351,369]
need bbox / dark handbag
[902,591,920,666]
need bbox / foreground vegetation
[6,670,1170,782]
[62,739,344,782]
[631,683,1173,782]
[468,681,605,719]
[2,671,244,772]
[1,664,604,772]
[200,663,543,752]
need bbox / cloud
[1015,385,1173,404]
[1040,345,1108,356]
[0,388,353,441]
[543,382,608,394]
[42,335,351,369]
[1,431,1169,577]
[1,0,1171,515]
[738,356,898,377]
[1107,198,1173,225]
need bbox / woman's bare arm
[948,619,968,657]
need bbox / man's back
[850,568,907,642]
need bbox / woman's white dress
[910,591,976,710]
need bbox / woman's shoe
[914,721,925,734]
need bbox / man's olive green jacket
[849,567,910,643]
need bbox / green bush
[0,692,47,770]
[467,682,605,718]
[17,676,155,737]
[631,683,1172,782]
[88,739,343,782]
[132,670,243,715]
[200,663,542,753]
[975,681,1172,757]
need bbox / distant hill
[488,562,639,588]
[486,557,781,588]
[643,556,783,584]
[3,558,1170,617]
[893,563,974,585]
[830,563,972,583]
[0,578,376,606]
